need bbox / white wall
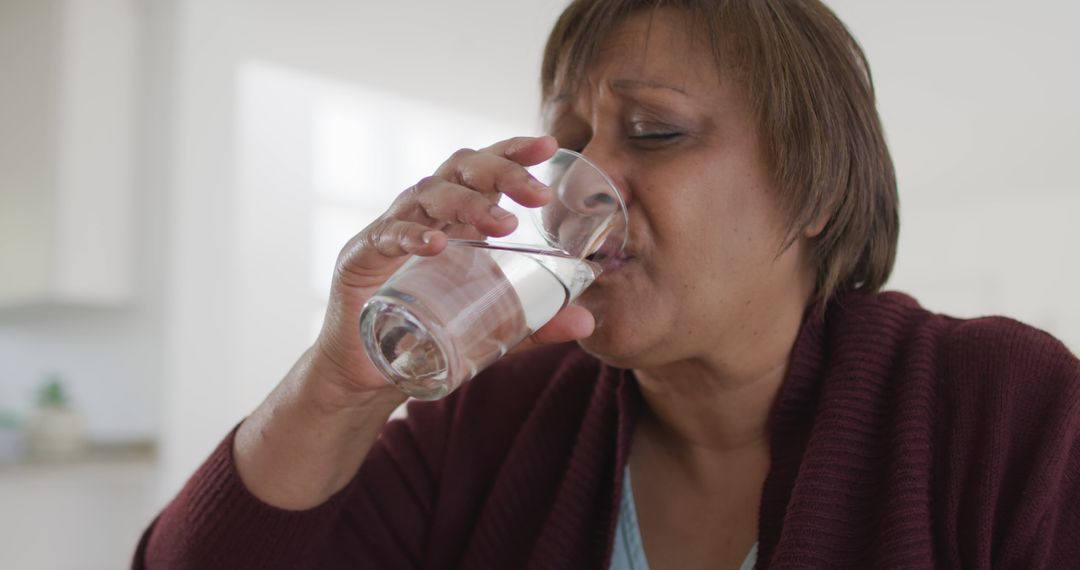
[827,0,1080,350]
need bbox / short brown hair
[542,0,899,304]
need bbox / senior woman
[135,1,1080,568]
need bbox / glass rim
[448,148,629,259]
[551,148,629,256]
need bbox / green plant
[37,374,70,408]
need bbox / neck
[633,293,809,457]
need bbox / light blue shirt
[610,466,758,570]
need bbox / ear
[803,210,831,239]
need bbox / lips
[586,242,634,275]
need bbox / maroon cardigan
[134,292,1080,569]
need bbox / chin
[576,337,639,370]
[574,307,656,369]
[573,261,664,368]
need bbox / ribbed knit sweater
[134,292,1080,569]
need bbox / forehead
[551,7,722,103]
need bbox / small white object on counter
[25,406,87,461]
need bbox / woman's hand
[154,136,605,564]
[309,135,595,403]
[234,136,594,510]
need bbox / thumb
[511,304,595,354]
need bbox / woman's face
[545,8,817,370]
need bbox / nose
[559,159,622,218]
[569,142,631,212]
[547,144,629,258]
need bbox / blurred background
[0,0,1077,568]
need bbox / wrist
[299,346,408,417]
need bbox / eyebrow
[610,78,690,97]
[550,77,691,103]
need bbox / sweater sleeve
[937,317,1080,569]
[134,391,460,570]
[1030,347,1080,568]
[1048,423,1080,564]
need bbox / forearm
[234,346,408,510]
[137,350,411,569]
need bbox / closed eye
[627,121,684,143]
[629,132,682,140]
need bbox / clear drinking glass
[359,149,627,400]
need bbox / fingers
[512,304,595,354]
[408,176,520,237]
[434,138,556,208]
[335,135,559,290]
[333,219,447,289]
[481,135,559,167]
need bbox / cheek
[642,190,789,326]
[638,163,744,245]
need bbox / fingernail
[421,231,436,244]
[528,177,550,193]
[489,204,514,220]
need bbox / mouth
[585,243,634,276]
